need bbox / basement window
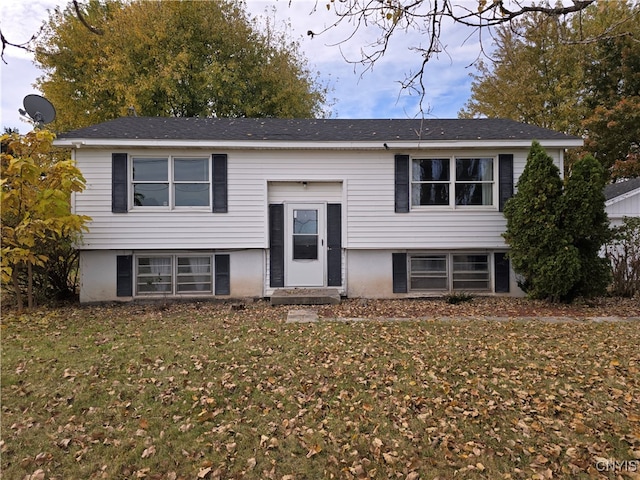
[410,253,490,291]
[136,255,212,295]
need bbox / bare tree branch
[72,0,103,35]
[309,0,611,112]
[0,25,43,64]
[1,0,103,64]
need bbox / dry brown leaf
[141,446,156,458]
[306,444,322,458]
[29,470,45,480]
[197,466,212,478]
[382,452,398,464]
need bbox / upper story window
[132,156,210,208]
[411,157,495,208]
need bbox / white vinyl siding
[267,181,343,203]
[73,147,565,250]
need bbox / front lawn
[2,300,639,479]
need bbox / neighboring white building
[54,117,583,303]
[605,178,640,227]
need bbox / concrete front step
[270,288,341,306]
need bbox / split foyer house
[54,117,583,303]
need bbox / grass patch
[2,302,639,479]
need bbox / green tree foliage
[503,142,610,302]
[34,0,327,131]
[461,2,640,178]
[1,130,90,310]
[583,95,640,179]
[503,142,580,301]
[579,2,640,178]
[559,155,611,298]
[460,12,583,135]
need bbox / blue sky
[1,0,485,132]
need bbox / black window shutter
[494,252,510,293]
[394,154,410,213]
[215,254,230,295]
[116,255,133,297]
[498,154,514,212]
[212,154,228,213]
[392,253,408,293]
[112,153,128,213]
[327,203,342,287]
[269,204,285,288]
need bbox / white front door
[285,203,325,287]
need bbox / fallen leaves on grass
[1,300,639,479]
[319,296,640,319]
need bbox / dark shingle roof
[605,177,640,201]
[57,117,581,142]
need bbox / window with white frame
[132,156,210,208]
[410,253,490,291]
[411,157,495,207]
[136,255,212,295]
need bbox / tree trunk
[27,261,34,309]
[11,265,23,312]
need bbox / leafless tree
[305,0,599,105]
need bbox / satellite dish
[19,94,56,126]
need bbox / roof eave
[53,138,584,150]
[605,186,640,206]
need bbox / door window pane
[293,210,318,234]
[293,235,318,260]
[292,209,319,260]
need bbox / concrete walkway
[285,309,639,323]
